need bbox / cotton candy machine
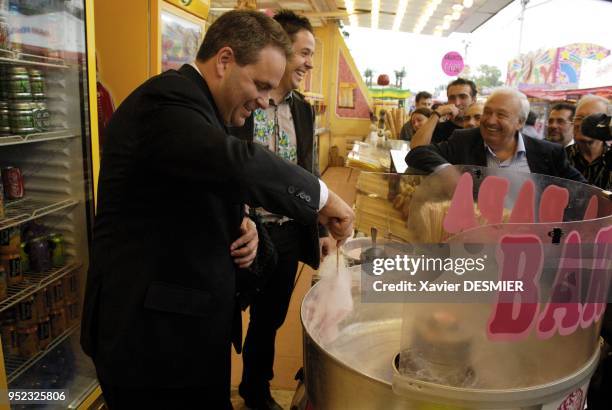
[300,166,612,410]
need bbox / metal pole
[518,0,530,55]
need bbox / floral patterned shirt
[253,92,298,164]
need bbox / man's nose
[257,96,269,110]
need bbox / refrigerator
[0,0,101,408]
[94,0,209,109]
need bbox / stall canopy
[210,0,514,36]
[523,86,612,102]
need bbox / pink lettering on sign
[477,176,510,225]
[581,225,612,329]
[583,195,598,220]
[441,52,464,76]
[487,235,543,341]
[539,185,569,223]
[537,231,582,339]
[509,180,535,223]
[443,172,477,234]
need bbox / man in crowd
[411,78,478,147]
[521,111,541,139]
[406,87,585,182]
[462,102,483,129]
[81,10,354,409]
[547,102,575,147]
[565,95,611,190]
[414,91,433,109]
[230,11,332,410]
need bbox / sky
[343,0,612,94]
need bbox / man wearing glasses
[565,95,611,190]
[547,102,575,147]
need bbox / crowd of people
[403,78,611,191]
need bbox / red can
[2,166,24,199]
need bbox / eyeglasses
[573,116,585,125]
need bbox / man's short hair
[273,9,313,42]
[447,78,477,98]
[550,102,576,117]
[196,10,292,66]
[576,94,609,112]
[488,87,530,122]
[526,111,537,126]
[415,91,432,103]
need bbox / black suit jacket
[406,127,586,182]
[229,91,327,268]
[81,65,321,390]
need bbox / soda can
[49,233,65,267]
[2,166,24,199]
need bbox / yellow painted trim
[86,0,100,209]
[150,0,161,76]
[164,0,209,20]
[77,386,103,410]
[0,341,8,410]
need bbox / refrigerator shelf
[4,322,80,383]
[0,262,82,313]
[0,129,79,147]
[0,48,70,69]
[0,197,79,232]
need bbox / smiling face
[279,29,315,92]
[480,93,524,148]
[218,46,286,126]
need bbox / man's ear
[214,46,235,77]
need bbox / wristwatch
[432,110,442,118]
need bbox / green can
[20,241,29,273]
[7,66,32,99]
[9,102,35,134]
[0,101,10,136]
[28,69,45,99]
[48,233,65,267]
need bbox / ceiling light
[442,21,450,30]
[443,14,452,21]
[463,0,474,8]
[452,10,461,20]
[392,0,410,31]
[452,4,464,11]
[371,0,380,30]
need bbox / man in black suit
[230,11,332,409]
[80,10,354,409]
[406,87,585,183]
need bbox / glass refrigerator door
[0,0,98,408]
[160,5,204,72]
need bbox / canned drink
[2,166,24,199]
[48,233,64,267]
[7,67,31,98]
[9,102,35,134]
[32,101,50,132]
[0,226,20,253]
[0,101,11,136]
[0,16,8,50]
[37,316,51,349]
[20,241,29,272]
[0,253,21,285]
[0,168,4,218]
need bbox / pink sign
[441,51,464,76]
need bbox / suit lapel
[473,130,488,166]
[524,136,550,173]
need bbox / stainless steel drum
[301,166,612,410]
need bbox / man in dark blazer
[229,11,332,409]
[406,88,585,183]
[80,10,354,409]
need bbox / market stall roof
[209,0,513,36]
[523,86,612,102]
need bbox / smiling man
[230,11,332,410]
[406,87,585,182]
[411,78,477,147]
[81,10,354,409]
